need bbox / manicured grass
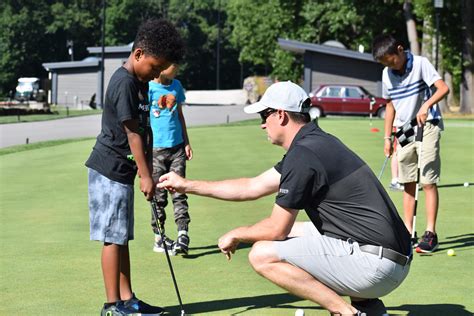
[0,137,93,156]
[0,118,472,315]
[0,107,102,124]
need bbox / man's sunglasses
[259,108,277,123]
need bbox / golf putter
[378,134,393,180]
[413,124,424,247]
[151,198,186,316]
[378,155,390,180]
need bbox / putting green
[0,118,472,315]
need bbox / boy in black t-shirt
[85,19,184,316]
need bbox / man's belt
[360,245,412,266]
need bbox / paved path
[0,104,255,148]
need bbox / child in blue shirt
[149,64,193,255]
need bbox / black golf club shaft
[151,198,186,315]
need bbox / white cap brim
[244,101,268,114]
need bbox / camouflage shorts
[88,168,134,245]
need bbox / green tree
[227,0,301,80]
[0,0,102,96]
[166,0,242,89]
[47,0,102,59]
[410,0,464,109]
[226,0,406,84]
[0,1,54,95]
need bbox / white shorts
[273,222,410,298]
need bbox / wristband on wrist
[384,136,392,140]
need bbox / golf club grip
[150,199,186,312]
[415,124,424,142]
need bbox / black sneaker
[416,231,439,253]
[173,231,190,255]
[153,234,175,254]
[351,298,387,316]
[100,301,135,316]
[123,293,165,315]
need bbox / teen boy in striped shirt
[372,34,449,253]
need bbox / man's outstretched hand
[157,171,187,193]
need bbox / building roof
[278,38,376,63]
[42,57,100,71]
[87,43,133,54]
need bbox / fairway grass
[0,118,472,315]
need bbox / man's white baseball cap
[244,81,310,114]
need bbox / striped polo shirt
[382,52,443,129]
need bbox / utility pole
[99,0,106,109]
[66,40,74,61]
[216,0,221,90]
[434,0,443,70]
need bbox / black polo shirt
[85,67,150,185]
[274,122,411,255]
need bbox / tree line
[0,0,471,112]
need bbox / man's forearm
[232,217,290,243]
[185,178,260,201]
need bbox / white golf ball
[295,309,305,316]
[464,182,469,187]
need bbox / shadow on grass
[438,233,474,251]
[391,303,472,315]
[164,297,472,315]
[163,293,323,315]
[437,182,472,189]
[184,243,252,259]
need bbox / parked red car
[308,84,387,118]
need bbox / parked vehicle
[308,84,387,118]
[15,77,46,102]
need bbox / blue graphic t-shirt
[148,79,186,148]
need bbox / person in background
[149,63,192,256]
[372,34,449,253]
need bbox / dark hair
[287,112,311,124]
[372,34,403,60]
[133,19,185,64]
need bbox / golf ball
[295,309,305,316]
[464,182,469,187]
[447,249,456,256]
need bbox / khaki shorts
[397,122,441,184]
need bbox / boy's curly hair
[372,34,404,61]
[133,19,185,64]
